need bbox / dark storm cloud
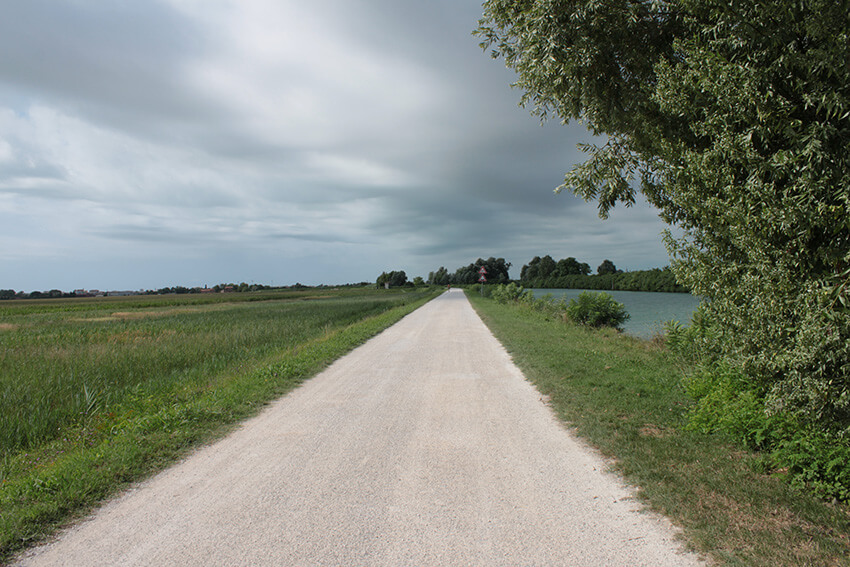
[0,0,672,291]
[0,2,210,125]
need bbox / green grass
[467,291,850,566]
[0,287,440,562]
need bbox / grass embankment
[0,287,440,562]
[467,291,850,566]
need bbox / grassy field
[467,291,850,566]
[0,287,439,562]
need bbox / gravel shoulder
[17,289,703,566]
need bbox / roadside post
[478,266,487,295]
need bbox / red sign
[478,267,487,275]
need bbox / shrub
[565,291,629,329]
[684,362,778,450]
[772,427,850,503]
[675,318,850,502]
[664,305,722,365]
[491,283,534,304]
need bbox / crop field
[0,287,439,560]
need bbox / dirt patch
[691,487,847,564]
[0,323,18,331]
[72,306,226,323]
[639,424,674,438]
[111,308,197,320]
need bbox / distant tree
[0,289,15,300]
[520,256,541,281]
[537,255,556,279]
[412,276,425,286]
[449,257,511,285]
[597,260,618,275]
[377,271,407,288]
[477,257,511,283]
[555,257,591,277]
[428,267,450,286]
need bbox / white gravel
[17,289,703,566]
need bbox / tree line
[426,257,511,286]
[416,255,685,293]
[0,282,377,300]
[519,255,687,293]
[0,289,71,300]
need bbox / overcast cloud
[0,0,671,291]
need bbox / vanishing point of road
[18,289,702,566]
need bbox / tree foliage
[427,267,450,286]
[597,259,619,275]
[377,270,408,288]
[522,255,590,281]
[478,0,850,433]
[519,255,686,292]
[450,257,512,285]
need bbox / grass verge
[0,288,439,563]
[467,291,850,566]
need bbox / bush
[673,317,850,502]
[491,283,534,304]
[664,306,722,364]
[684,362,777,450]
[773,427,850,503]
[565,291,629,329]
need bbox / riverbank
[467,291,850,565]
[530,288,700,339]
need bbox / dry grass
[110,307,201,319]
[638,424,674,438]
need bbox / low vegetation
[0,287,439,562]
[667,312,850,503]
[489,283,629,330]
[468,290,850,565]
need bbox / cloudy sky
[0,0,671,292]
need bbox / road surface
[18,289,702,566]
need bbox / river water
[531,289,701,339]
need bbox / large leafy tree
[428,267,450,286]
[477,0,850,430]
[556,257,591,277]
[596,259,618,276]
[377,270,407,288]
[449,257,512,285]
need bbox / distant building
[73,289,103,297]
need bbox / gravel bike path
[18,289,701,566]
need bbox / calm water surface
[531,289,701,339]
